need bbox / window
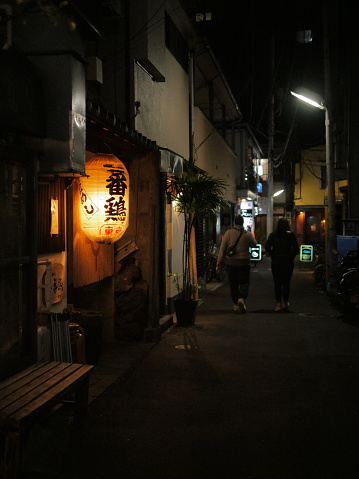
[37,177,65,253]
[165,12,188,73]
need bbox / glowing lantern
[79,154,129,244]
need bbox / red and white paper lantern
[79,154,129,244]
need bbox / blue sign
[250,244,262,261]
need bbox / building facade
[0,0,266,375]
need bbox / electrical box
[337,236,359,262]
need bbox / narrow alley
[53,256,359,479]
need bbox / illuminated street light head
[290,90,326,110]
[273,189,284,197]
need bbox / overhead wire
[195,129,216,152]
[269,19,319,168]
[301,150,325,181]
[257,20,292,133]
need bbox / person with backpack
[265,218,300,312]
[217,214,257,313]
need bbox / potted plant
[171,160,228,326]
[170,273,200,326]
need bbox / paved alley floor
[55,256,359,479]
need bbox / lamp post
[291,90,337,290]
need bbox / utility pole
[323,4,337,289]
[266,34,275,235]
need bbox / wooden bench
[0,360,93,479]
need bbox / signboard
[240,200,254,232]
[250,244,262,261]
[50,263,65,304]
[300,245,313,262]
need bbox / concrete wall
[295,147,326,208]
[134,51,190,159]
[128,1,191,305]
[194,107,237,203]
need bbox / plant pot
[174,299,198,327]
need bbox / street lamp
[273,189,284,197]
[291,90,337,291]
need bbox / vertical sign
[240,200,254,232]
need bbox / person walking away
[217,215,257,313]
[265,218,299,312]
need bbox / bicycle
[205,241,227,283]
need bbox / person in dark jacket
[217,214,257,313]
[265,218,300,312]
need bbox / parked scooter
[337,250,359,317]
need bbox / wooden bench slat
[0,364,91,421]
[0,362,59,396]
[0,361,93,479]
[0,363,73,412]
[8,365,93,427]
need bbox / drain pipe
[189,49,195,161]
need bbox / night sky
[194,0,327,148]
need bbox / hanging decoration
[79,154,130,244]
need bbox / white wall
[134,52,190,159]
[131,4,191,302]
[193,107,237,203]
[167,204,185,298]
[130,0,238,302]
